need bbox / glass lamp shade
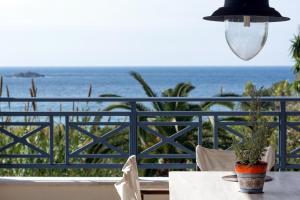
[225,17,269,61]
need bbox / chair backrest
[196,145,276,171]
[196,145,236,171]
[262,146,276,171]
[114,155,142,200]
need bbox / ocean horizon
[0,66,294,99]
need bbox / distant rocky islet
[10,71,45,78]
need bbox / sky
[0,0,299,67]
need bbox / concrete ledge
[0,177,169,200]
[0,176,169,187]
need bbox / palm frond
[162,83,195,111]
[135,103,151,112]
[161,89,173,97]
[88,84,92,97]
[199,92,240,110]
[290,34,300,74]
[220,116,248,122]
[102,102,150,112]
[173,82,195,97]
[188,104,203,111]
[130,71,164,111]
[130,71,157,97]
[290,34,300,60]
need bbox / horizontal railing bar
[1,97,300,102]
[70,154,129,159]
[69,122,130,126]
[138,154,195,159]
[0,122,50,126]
[138,122,199,126]
[0,111,130,116]
[138,111,280,116]
[0,154,49,158]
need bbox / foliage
[291,32,300,77]
[271,80,292,96]
[233,87,273,165]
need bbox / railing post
[213,116,218,149]
[196,115,203,171]
[279,100,287,171]
[49,115,54,165]
[198,115,203,146]
[130,101,138,156]
[65,116,70,165]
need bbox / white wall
[0,177,169,200]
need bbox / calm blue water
[0,66,294,111]
[0,66,294,98]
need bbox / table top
[169,171,300,200]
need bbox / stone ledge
[0,177,169,189]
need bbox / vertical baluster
[65,116,70,165]
[279,100,287,171]
[129,102,138,157]
[196,115,203,171]
[49,115,54,165]
[213,116,218,149]
[198,115,203,145]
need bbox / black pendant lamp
[204,0,290,61]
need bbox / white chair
[196,145,236,171]
[115,155,142,200]
[115,155,169,200]
[263,146,276,171]
[196,145,276,171]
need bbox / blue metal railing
[0,97,299,170]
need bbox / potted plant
[233,87,272,193]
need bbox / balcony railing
[0,97,299,170]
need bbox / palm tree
[290,28,300,94]
[98,71,238,175]
[291,29,300,78]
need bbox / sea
[0,66,294,97]
[0,66,294,111]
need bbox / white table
[169,171,300,200]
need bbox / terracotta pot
[235,161,267,193]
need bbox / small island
[12,71,45,78]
